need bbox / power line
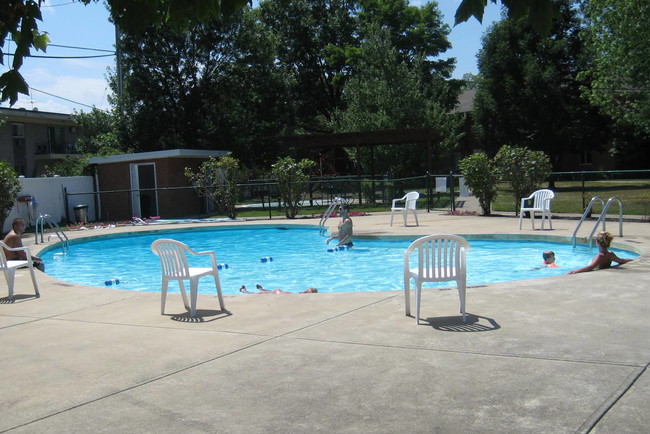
[28,86,109,111]
[49,44,115,53]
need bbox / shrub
[271,157,316,219]
[185,156,244,219]
[459,152,498,215]
[493,145,552,214]
[0,162,21,228]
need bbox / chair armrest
[195,250,218,269]
[0,242,32,260]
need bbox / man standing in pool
[326,204,353,247]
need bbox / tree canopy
[581,0,650,135]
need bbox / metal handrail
[572,197,624,247]
[319,197,348,235]
[587,197,623,247]
[572,197,605,247]
[35,214,69,249]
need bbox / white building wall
[2,176,95,233]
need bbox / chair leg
[28,265,40,297]
[415,283,422,324]
[402,209,407,227]
[160,280,169,315]
[189,279,199,318]
[457,281,467,323]
[412,209,419,226]
[404,278,411,316]
[530,211,535,229]
[390,211,394,226]
[213,273,225,311]
[4,269,15,301]
[178,281,190,311]
[518,211,524,230]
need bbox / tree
[184,156,244,220]
[493,145,552,214]
[330,26,461,176]
[581,0,650,135]
[459,152,498,215]
[455,0,560,34]
[43,157,91,177]
[0,0,249,106]
[0,162,21,228]
[271,157,316,219]
[113,8,292,166]
[73,109,123,156]
[473,2,610,168]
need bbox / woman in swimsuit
[567,231,633,274]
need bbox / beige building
[0,107,81,177]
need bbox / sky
[1,0,501,114]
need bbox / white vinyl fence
[2,176,95,233]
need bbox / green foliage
[0,0,248,106]
[0,162,21,226]
[459,153,498,215]
[473,2,610,167]
[43,157,91,177]
[493,145,552,214]
[72,109,123,155]
[455,0,560,34]
[185,156,244,220]
[581,0,650,135]
[330,26,462,177]
[270,157,316,219]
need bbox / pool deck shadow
[1,211,649,433]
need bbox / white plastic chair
[519,189,555,230]
[404,234,470,324]
[390,191,420,226]
[151,239,225,317]
[0,241,40,300]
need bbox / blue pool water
[41,226,639,294]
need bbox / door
[130,163,158,218]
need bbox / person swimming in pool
[567,231,633,274]
[326,203,353,247]
[542,250,559,268]
[239,284,318,294]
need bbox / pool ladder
[572,197,623,247]
[35,214,69,250]
[319,197,348,235]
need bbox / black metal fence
[66,170,650,222]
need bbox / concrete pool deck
[1,211,649,433]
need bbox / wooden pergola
[279,127,443,176]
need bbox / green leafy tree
[455,0,560,34]
[581,0,650,135]
[459,152,498,215]
[72,109,123,156]
[493,145,552,214]
[184,156,244,220]
[43,157,91,177]
[0,0,249,105]
[271,157,316,219]
[0,162,21,228]
[113,8,290,166]
[473,2,610,168]
[330,26,462,177]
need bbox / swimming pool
[40,226,639,294]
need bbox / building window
[579,150,592,166]
[12,123,26,175]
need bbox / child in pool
[567,231,633,274]
[542,251,559,268]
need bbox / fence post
[449,172,455,212]
[581,171,586,212]
[426,172,431,212]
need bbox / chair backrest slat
[407,235,469,282]
[151,239,191,278]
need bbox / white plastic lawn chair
[404,234,470,324]
[0,241,40,300]
[519,189,555,230]
[390,191,420,226]
[151,239,225,317]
